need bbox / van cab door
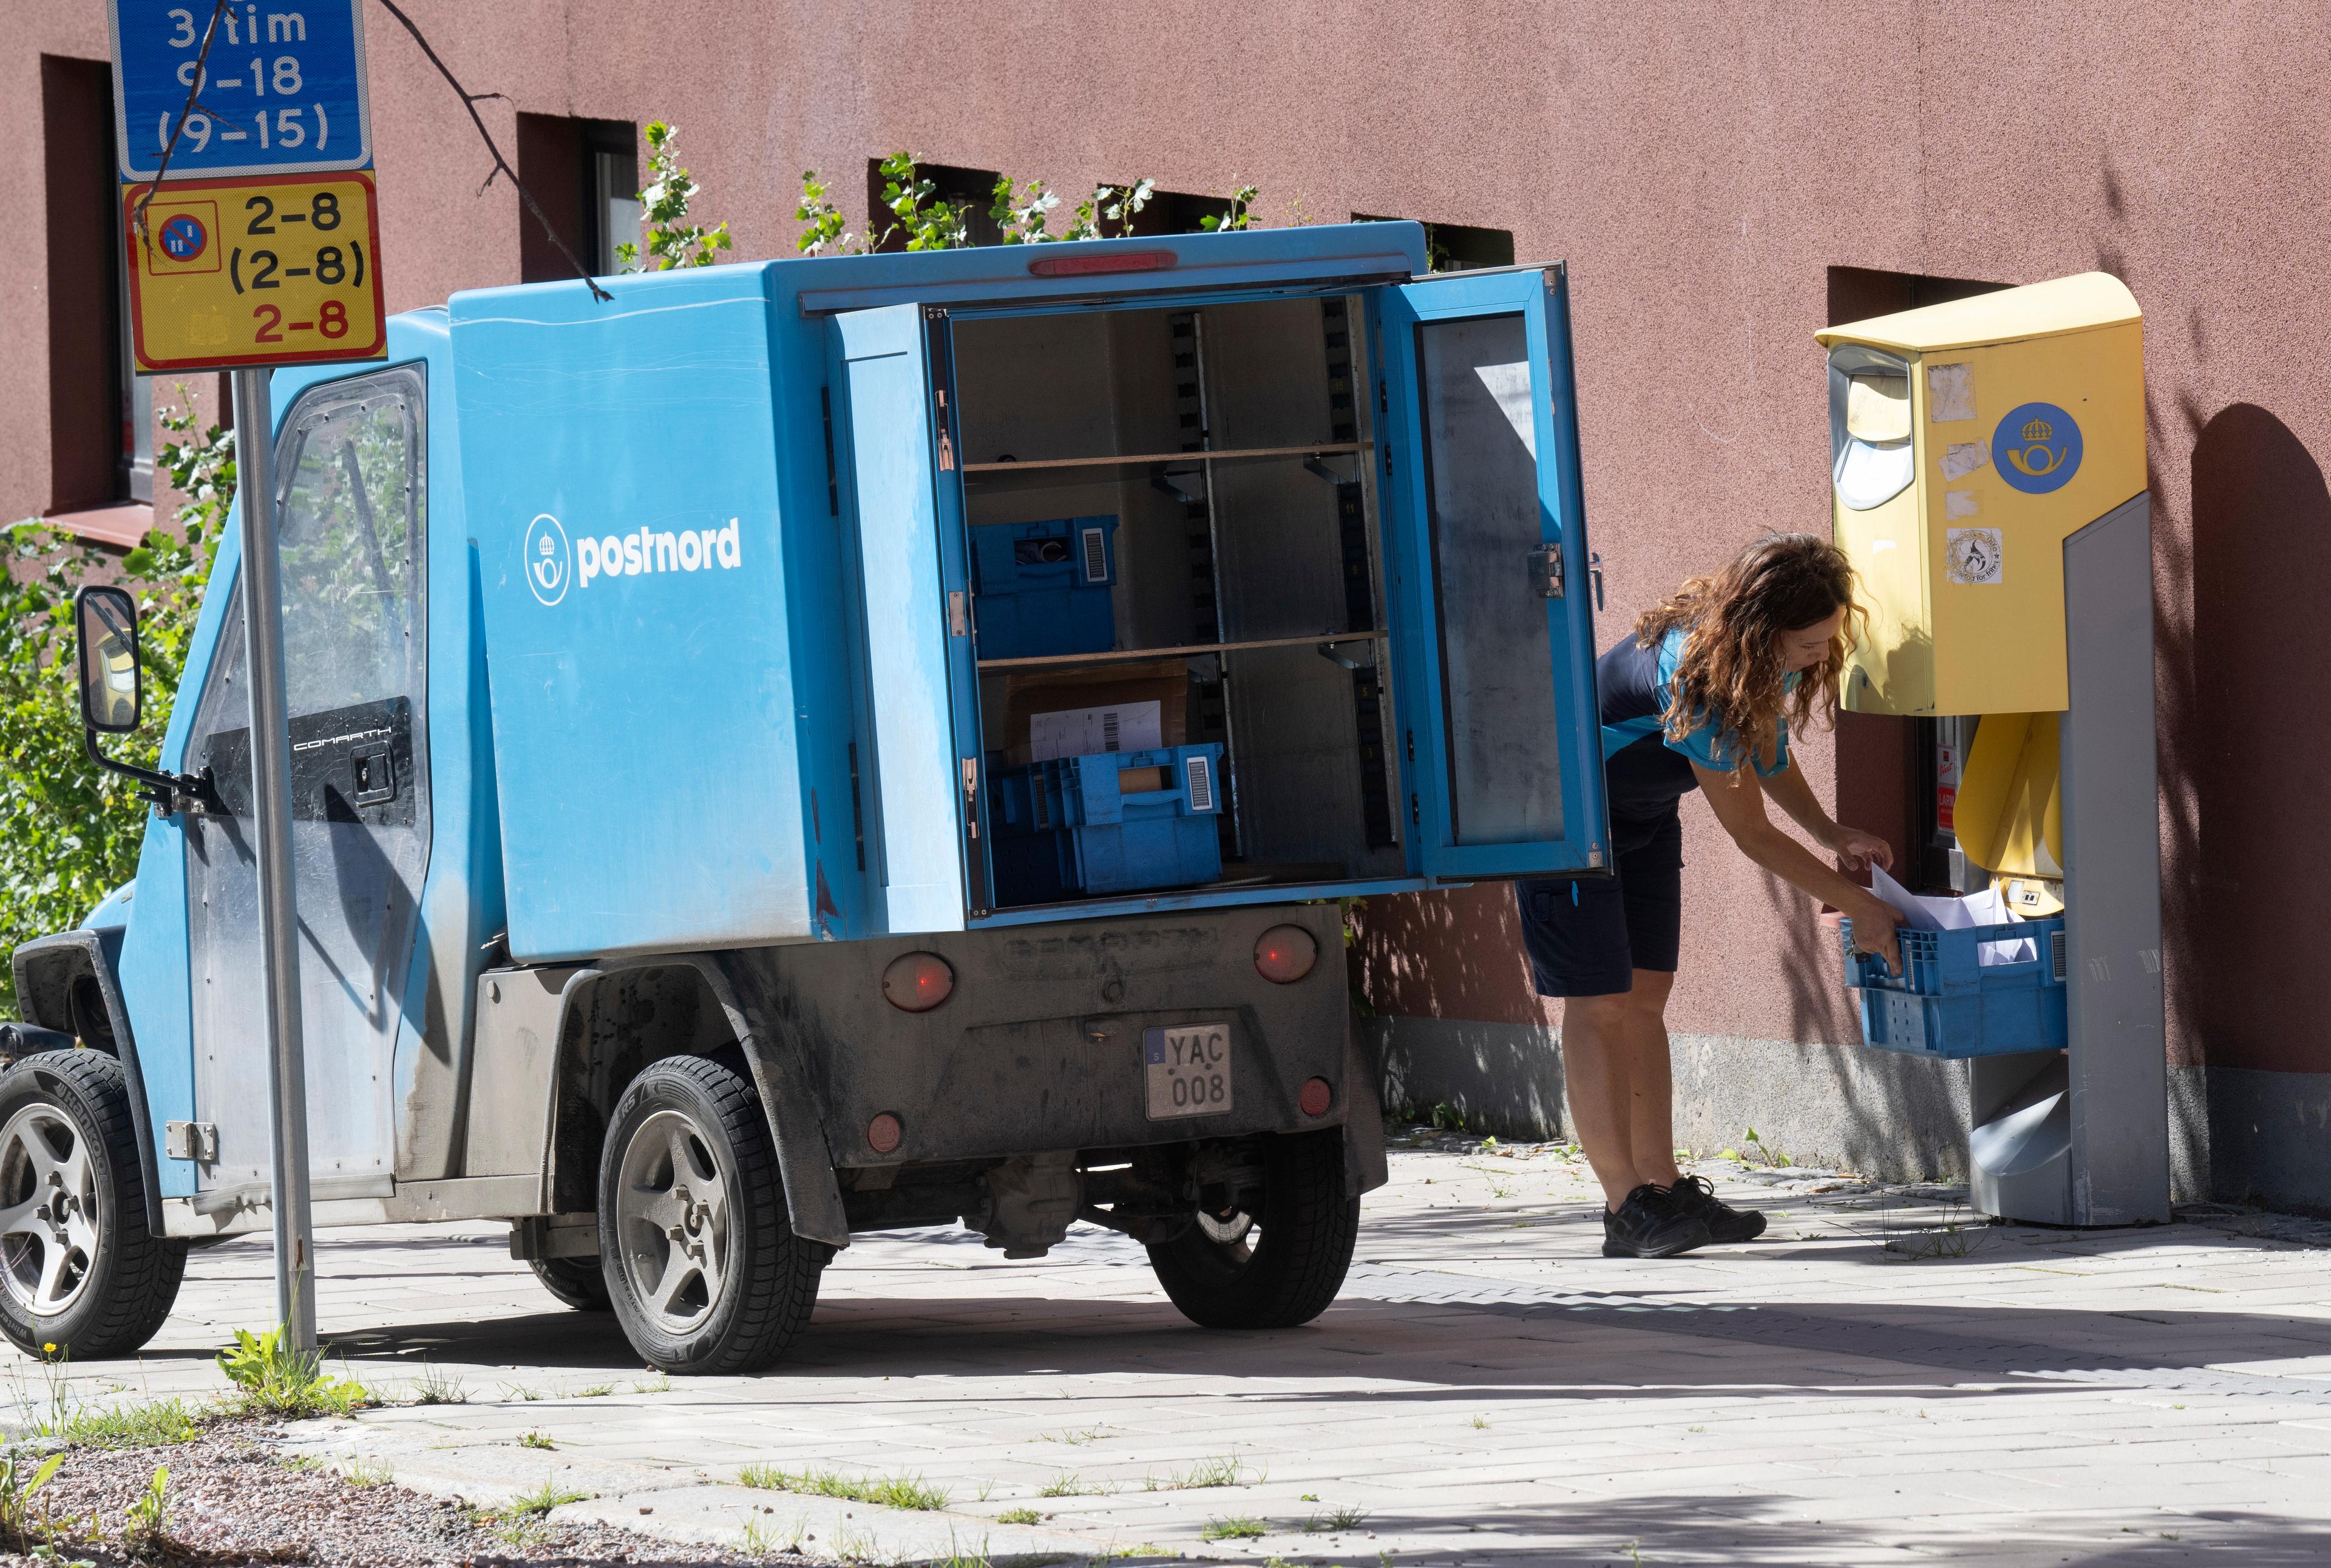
[1377,265,1610,882]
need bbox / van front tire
[597,1054,825,1374]
[1147,1128,1358,1330]
[0,1051,188,1360]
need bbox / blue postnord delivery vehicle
[4,223,1609,1373]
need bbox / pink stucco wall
[6,2,2318,1078]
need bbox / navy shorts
[1515,810,1684,996]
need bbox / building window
[42,55,147,517]
[1353,214,1515,273]
[515,116,639,282]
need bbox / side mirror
[75,586,143,734]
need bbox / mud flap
[1340,1011,1389,1196]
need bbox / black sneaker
[1667,1173,1768,1243]
[1601,1184,1712,1258]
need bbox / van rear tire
[0,1051,188,1360]
[597,1054,826,1374]
[1147,1128,1358,1330]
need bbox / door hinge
[960,757,980,840]
[1378,380,1388,415]
[1588,551,1605,612]
[1410,792,1420,826]
[164,1121,218,1162]
[1405,728,1414,763]
[948,590,969,637]
[1529,545,1565,598]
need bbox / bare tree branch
[129,0,233,254]
[370,0,614,302]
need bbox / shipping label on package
[1029,700,1162,762]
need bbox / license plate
[1144,1023,1232,1120]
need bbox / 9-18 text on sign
[110,0,372,180]
[123,171,386,371]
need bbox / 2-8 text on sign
[123,171,385,371]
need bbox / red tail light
[1254,925,1318,984]
[866,1113,904,1153]
[1299,1078,1334,1117]
[882,951,955,1012]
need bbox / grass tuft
[1201,1516,1268,1541]
[736,1464,948,1512]
[998,1505,1042,1524]
[409,1361,470,1406]
[47,1395,207,1448]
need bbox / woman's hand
[1846,895,1903,976]
[1825,824,1895,874]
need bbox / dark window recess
[1120,188,1247,237]
[866,160,1003,251]
[1353,214,1515,273]
[42,55,133,512]
[1824,266,2014,892]
[516,115,639,282]
[1322,295,1393,846]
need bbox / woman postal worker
[1518,532,1904,1260]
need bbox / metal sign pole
[231,367,318,1353]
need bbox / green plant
[1429,1102,1467,1133]
[1200,184,1258,231]
[123,1465,169,1553]
[737,1465,948,1511]
[1,395,230,1017]
[872,153,972,251]
[47,1396,205,1449]
[1201,1516,1267,1541]
[997,1505,1040,1524]
[346,1458,394,1487]
[1145,1454,1253,1491]
[1308,1504,1369,1531]
[617,121,731,272]
[215,1324,369,1417]
[0,1453,64,1552]
[517,1431,554,1450]
[572,1382,617,1399]
[1742,1127,1790,1169]
[1039,1471,1099,1498]
[408,1360,469,1406]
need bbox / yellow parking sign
[123,169,385,371]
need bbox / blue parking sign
[110,1,372,181]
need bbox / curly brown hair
[1634,533,1861,773]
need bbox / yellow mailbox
[1816,273,2145,718]
[1816,272,2166,1230]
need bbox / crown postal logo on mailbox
[523,513,571,607]
[1995,401,2083,494]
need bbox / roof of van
[1814,272,2140,355]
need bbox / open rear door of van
[1378,265,1610,883]
[826,302,986,932]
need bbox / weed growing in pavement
[1038,1425,1109,1445]
[276,1455,325,1473]
[215,1326,370,1418]
[478,1477,592,1546]
[929,1530,997,1568]
[1740,1127,1791,1169]
[1880,1203,1989,1261]
[736,1464,948,1511]
[629,1371,674,1396]
[499,1383,546,1402]
[1145,1454,1255,1491]
[347,1458,394,1487]
[1039,1470,1104,1498]
[739,1511,807,1557]
[1305,1505,1370,1531]
[1201,1516,1267,1541]
[44,1396,206,1449]
[1470,1413,1490,1430]
[0,1451,63,1551]
[517,1431,555,1451]
[997,1505,1041,1524]
[407,1361,470,1406]
[1091,1547,1166,1560]
[121,1465,169,1552]
[572,1382,618,1399]
[830,1523,881,1563]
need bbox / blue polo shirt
[1596,629,1794,829]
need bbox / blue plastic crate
[1840,916,2068,1058]
[971,516,1118,660]
[989,744,1223,904]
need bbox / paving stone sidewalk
[10,1136,2331,1566]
